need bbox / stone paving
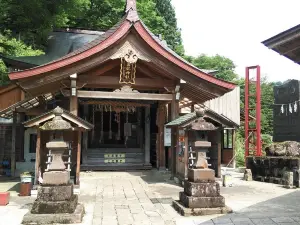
[1,170,300,224]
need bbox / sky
[171,0,300,82]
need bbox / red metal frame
[245,66,262,158]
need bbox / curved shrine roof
[8,0,236,91]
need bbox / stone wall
[246,156,300,186]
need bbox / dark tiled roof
[3,29,104,67]
[165,112,197,127]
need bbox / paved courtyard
[1,170,300,224]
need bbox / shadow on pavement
[196,189,300,224]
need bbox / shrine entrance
[80,99,153,170]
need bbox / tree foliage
[0,33,43,85]
[186,54,238,82]
[0,0,184,54]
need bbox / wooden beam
[11,111,17,177]
[76,131,81,185]
[34,128,41,185]
[63,90,173,101]
[78,75,175,89]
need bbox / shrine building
[0,0,240,185]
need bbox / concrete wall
[16,128,36,176]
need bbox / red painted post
[256,66,262,156]
[245,66,262,160]
[245,67,250,159]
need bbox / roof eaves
[165,112,197,127]
[262,24,300,48]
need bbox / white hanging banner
[289,104,293,113]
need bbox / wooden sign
[104,153,126,163]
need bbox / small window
[29,134,37,153]
[223,129,233,149]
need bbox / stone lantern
[22,107,93,224]
[173,110,232,216]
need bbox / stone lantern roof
[23,106,93,131]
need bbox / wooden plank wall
[204,87,240,126]
[0,124,23,162]
[0,85,24,111]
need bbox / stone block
[172,200,232,216]
[283,171,294,188]
[23,203,84,224]
[188,168,215,182]
[244,169,252,181]
[43,171,69,185]
[37,184,73,201]
[179,192,225,208]
[184,181,220,197]
[31,194,78,214]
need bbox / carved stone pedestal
[173,168,232,216]
[23,183,84,224]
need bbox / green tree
[0,0,185,55]
[0,33,43,85]
[188,54,238,82]
[153,0,184,55]
[0,0,88,49]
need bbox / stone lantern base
[22,184,84,224]
[173,168,232,216]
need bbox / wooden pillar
[184,130,189,179]
[171,92,179,178]
[217,128,222,178]
[70,74,78,116]
[82,105,89,163]
[232,129,237,168]
[19,112,25,161]
[70,96,78,116]
[144,107,150,165]
[76,131,81,185]
[158,104,166,169]
[167,104,172,170]
[11,111,17,177]
[34,128,41,185]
